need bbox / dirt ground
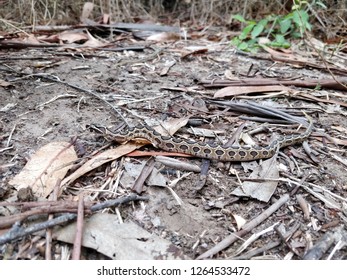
[0,29,347,260]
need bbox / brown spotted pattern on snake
[93,118,313,162]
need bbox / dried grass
[0,0,345,38]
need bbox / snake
[90,117,313,162]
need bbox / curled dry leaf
[9,142,77,198]
[231,213,247,231]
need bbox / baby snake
[91,117,313,162]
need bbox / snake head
[87,124,122,142]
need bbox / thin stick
[0,194,148,245]
[197,194,290,259]
[72,195,84,260]
[45,179,61,260]
[6,123,17,147]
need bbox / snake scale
[91,117,313,162]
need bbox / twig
[229,222,280,258]
[45,179,61,260]
[274,222,302,258]
[296,194,310,220]
[0,194,148,245]
[72,195,84,260]
[232,240,281,260]
[6,123,17,147]
[132,157,156,194]
[196,194,290,259]
[36,94,77,109]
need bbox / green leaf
[275,34,286,44]
[281,41,291,48]
[284,12,294,20]
[238,42,249,50]
[293,10,309,28]
[230,37,241,46]
[279,18,292,34]
[232,14,246,23]
[305,21,312,31]
[292,31,303,38]
[239,23,255,40]
[251,19,268,39]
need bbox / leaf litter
[1,11,347,260]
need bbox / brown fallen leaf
[9,142,77,198]
[60,142,143,189]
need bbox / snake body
[92,119,312,162]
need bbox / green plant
[231,0,326,52]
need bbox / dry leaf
[156,117,190,136]
[58,31,88,44]
[54,213,187,259]
[224,70,240,80]
[214,85,291,98]
[61,142,143,188]
[81,30,106,48]
[146,32,180,42]
[232,155,279,202]
[120,162,167,189]
[232,214,247,231]
[9,142,77,198]
[23,34,41,44]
